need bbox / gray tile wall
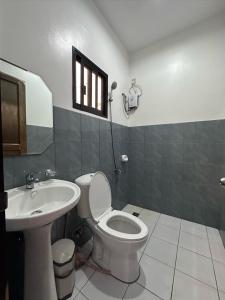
[4,108,225,231]
[54,106,129,211]
[128,121,225,228]
[27,125,53,154]
[4,106,129,241]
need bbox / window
[72,47,108,118]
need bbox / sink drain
[31,210,43,215]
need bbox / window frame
[72,46,108,118]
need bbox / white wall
[0,0,130,126]
[1,1,225,128]
[129,15,225,126]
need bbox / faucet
[45,169,56,179]
[25,173,39,189]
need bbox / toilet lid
[89,172,112,220]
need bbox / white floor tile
[207,227,223,245]
[181,220,207,239]
[145,236,177,267]
[153,223,179,245]
[207,227,220,236]
[139,216,157,233]
[210,241,225,264]
[141,208,160,216]
[214,260,225,292]
[158,214,181,230]
[81,271,127,300]
[176,247,216,288]
[138,254,174,300]
[68,287,79,300]
[122,205,143,215]
[172,271,219,300]
[75,264,95,290]
[74,292,89,300]
[219,291,225,300]
[124,283,160,300]
[179,231,211,257]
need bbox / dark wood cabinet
[0,72,27,155]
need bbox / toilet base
[91,235,141,283]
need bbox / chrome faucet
[220,178,225,186]
[45,169,56,179]
[25,173,39,189]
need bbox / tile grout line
[140,212,161,258]
[181,227,209,240]
[151,233,179,247]
[122,210,161,300]
[206,227,221,300]
[121,284,129,300]
[77,269,96,297]
[144,241,219,290]
[136,281,164,300]
[175,269,218,291]
[178,245,211,260]
[79,291,90,300]
[169,218,182,300]
[156,221,181,232]
[74,206,224,300]
[143,252,177,269]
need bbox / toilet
[75,172,149,283]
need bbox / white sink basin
[6,179,81,300]
[6,179,80,231]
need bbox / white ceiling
[93,0,225,53]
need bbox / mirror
[0,59,53,155]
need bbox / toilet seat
[98,210,148,241]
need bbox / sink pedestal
[24,223,57,300]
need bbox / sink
[6,179,80,231]
[6,179,81,300]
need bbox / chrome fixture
[108,81,121,175]
[45,169,56,179]
[121,154,128,163]
[109,81,117,102]
[26,173,39,189]
[220,178,225,186]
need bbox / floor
[68,205,225,300]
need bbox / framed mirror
[0,59,53,155]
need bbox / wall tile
[112,123,129,143]
[3,157,14,189]
[27,125,53,154]
[68,110,81,142]
[162,142,183,163]
[196,120,225,144]
[162,162,183,182]
[81,140,100,172]
[4,106,225,233]
[129,126,145,143]
[129,119,225,228]
[180,122,197,142]
[144,142,164,163]
[81,114,100,142]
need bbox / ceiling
[93,0,225,53]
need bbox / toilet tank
[75,173,94,218]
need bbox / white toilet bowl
[75,172,149,283]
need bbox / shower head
[111,81,117,91]
[109,81,117,102]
